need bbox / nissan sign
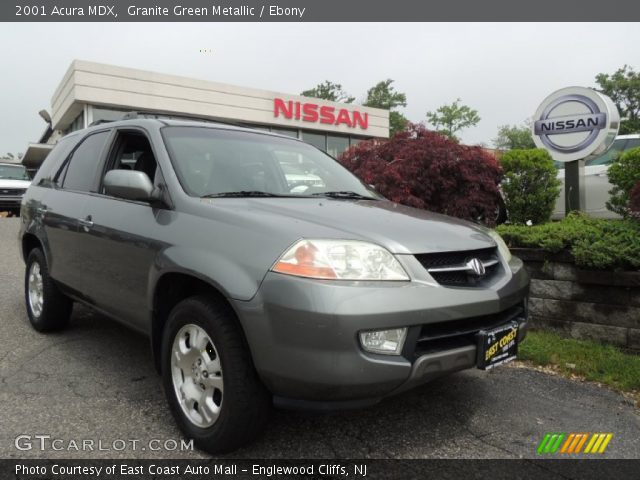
[274,98,369,130]
[532,86,619,162]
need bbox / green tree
[595,65,640,135]
[426,98,480,141]
[493,122,536,150]
[500,149,561,225]
[301,81,355,103]
[363,79,408,136]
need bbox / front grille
[415,247,501,287]
[409,303,525,359]
[0,188,26,196]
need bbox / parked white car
[0,163,31,215]
[553,134,640,219]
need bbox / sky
[1,22,639,154]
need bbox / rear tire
[161,295,270,453]
[25,248,73,332]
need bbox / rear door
[77,128,170,332]
[40,130,111,294]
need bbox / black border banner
[3,0,640,22]
[5,459,640,480]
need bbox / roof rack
[88,119,114,127]
[120,111,243,127]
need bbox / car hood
[0,179,30,189]
[203,197,495,255]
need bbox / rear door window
[62,131,110,192]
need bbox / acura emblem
[466,258,485,276]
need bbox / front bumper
[233,255,529,407]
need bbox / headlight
[272,239,410,281]
[488,230,512,263]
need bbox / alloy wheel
[171,324,224,428]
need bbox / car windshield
[0,164,29,180]
[162,126,377,199]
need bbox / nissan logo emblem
[532,87,619,163]
[534,95,605,154]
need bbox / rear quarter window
[31,136,77,188]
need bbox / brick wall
[512,248,640,351]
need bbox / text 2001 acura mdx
[19,116,529,453]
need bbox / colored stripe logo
[537,433,613,455]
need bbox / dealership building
[22,60,389,171]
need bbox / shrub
[499,149,561,225]
[607,147,640,217]
[338,123,502,224]
[497,212,640,270]
[630,180,640,218]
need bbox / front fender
[148,245,264,309]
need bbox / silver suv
[19,116,529,453]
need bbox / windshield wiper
[311,191,377,200]
[201,191,283,198]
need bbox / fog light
[359,328,407,355]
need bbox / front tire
[161,295,270,453]
[24,248,73,332]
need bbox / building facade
[23,60,389,170]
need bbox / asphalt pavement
[1,217,639,459]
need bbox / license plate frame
[477,321,519,370]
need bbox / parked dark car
[19,115,529,453]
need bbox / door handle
[78,216,94,229]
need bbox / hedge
[496,212,640,270]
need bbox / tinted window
[327,135,349,158]
[301,132,326,151]
[31,136,77,188]
[270,128,298,138]
[62,131,109,192]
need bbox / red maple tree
[339,123,502,225]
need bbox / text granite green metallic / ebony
[18,115,529,453]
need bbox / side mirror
[104,170,159,203]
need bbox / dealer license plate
[477,321,519,370]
